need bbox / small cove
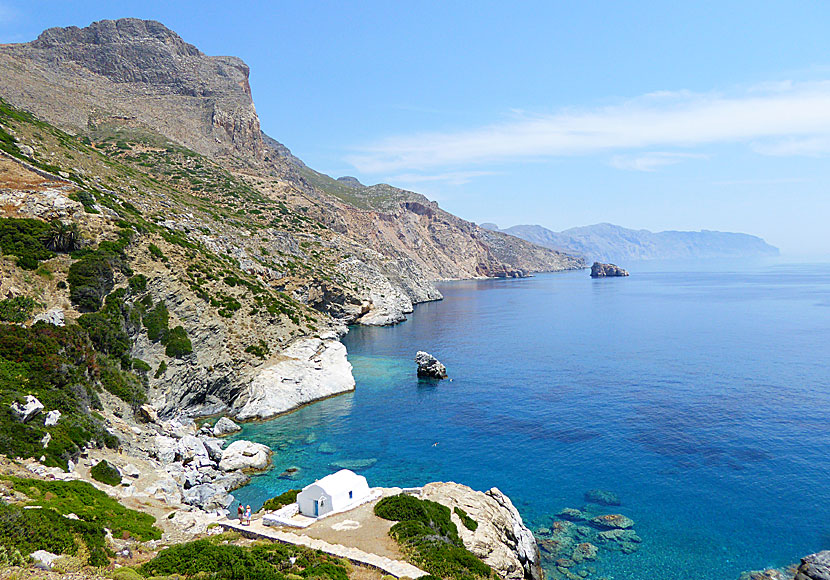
[232,260,830,580]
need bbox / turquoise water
[231,260,830,579]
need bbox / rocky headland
[590,262,629,278]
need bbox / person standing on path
[245,505,251,526]
[237,503,244,522]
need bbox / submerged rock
[590,262,629,278]
[318,442,337,454]
[330,458,377,470]
[584,488,621,506]
[557,507,586,521]
[590,514,634,529]
[415,351,448,379]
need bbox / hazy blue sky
[1,1,829,255]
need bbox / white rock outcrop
[11,395,44,423]
[234,338,355,421]
[30,549,61,570]
[218,440,271,472]
[33,308,65,327]
[420,482,542,580]
[44,410,61,426]
[213,416,241,436]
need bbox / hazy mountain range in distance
[479,222,780,264]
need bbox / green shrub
[165,325,192,358]
[154,360,167,378]
[90,459,121,486]
[131,358,151,373]
[1,477,160,566]
[142,537,349,580]
[128,274,148,293]
[68,254,114,312]
[98,356,146,407]
[260,489,300,512]
[0,217,54,269]
[148,243,166,261]
[374,494,489,580]
[245,340,270,360]
[44,220,82,253]
[78,311,130,358]
[454,507,478,531]
[0,296,38,323]
[143,301,169,342]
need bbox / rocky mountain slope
[0,18,581,436]
[483,222,779,263]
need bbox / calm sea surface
[232,260,830,579]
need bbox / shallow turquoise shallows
[231,260,830,579]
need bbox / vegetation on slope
[374,494,491,580]
[259,488,301,512]
[0,477,160,566]
[140,534,350,580]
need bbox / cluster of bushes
[89,459,121,486]
[245,340,271,360]
[0,296,39,323]
[259,489,300,512]
[140,535,349,580]
[68,227,133,312]
[142,299,192,358]
[0,217,55,270]
[374,494,491,580]
[454,507,479,531]
[0,477,160,567]
[0,323,121,468]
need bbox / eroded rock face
[796,551,830,580]
[420,482,542,580]
[415,351,448,379]
[234,338,355,421]
[590,262,629,278]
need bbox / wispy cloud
[385,170,498,185]
[750,137,830,157]
[610,152,707,172]
[347,81,830,173]
[712,177,812,186]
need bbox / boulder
[41,433,51,448]
[121,463,141,478]
[11,395,44,423]
[796,551,830,580]
[146,477,182,504]
[202,438,226,463]
[182,483,233,511]
[33,308,65,326]
[218,440,271,472]
[137,404,158,423]
[421,482,542,580]
[154,435,180,463]
[30,549,61,570]
[213,416,241,436]
[415,351,447,379]
[44,410,61,426]
[584,488,621,506]
[178,435,209,462]
[590,262,629,278]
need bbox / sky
[1,1,829,256]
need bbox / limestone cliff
[0,18,583,424]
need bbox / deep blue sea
[232,260,830,579]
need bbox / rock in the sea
[420,482,542,580]
[590,262,629,278]
[590,514,635,529]
[44,410,61,426]
[234,338,355,421]
[11,395,44,423]
[584,488,621,506]
[796,551,830,580]
[570,542,598,563]
[330,458,377,471]
[213,416,242,436]
[318,442,337,454]
[415,351,448,379]
[218,440,271,472]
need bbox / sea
[231,259,830,580]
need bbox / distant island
[481,222,779,263]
